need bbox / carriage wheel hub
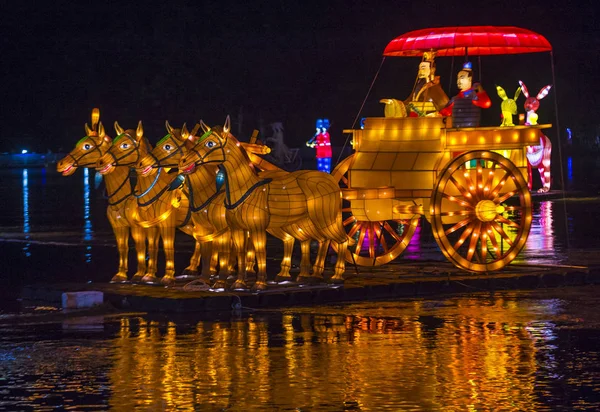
[475,200,505,222]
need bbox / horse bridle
[67,135,109,167]
[107,133,145,166]
[146,133,185,168]
[186,129,227,166]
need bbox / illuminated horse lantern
[140,122,317,288]
[56,109,152,282]
[180,117,351,291]
[96,121,202,285]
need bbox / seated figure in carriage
[380,51,449,118]
[439,61,492,127]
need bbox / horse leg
[246,236,256,275]
[330,239,348,283]
[130,226,147,282]
[268,228,294,282]
[181,239,201,279]
[295,240,312,283]
[159,224,177,285]
[212,232,231,289]
[111,225,130,283]
[230,229,248,290]
[250,230,268,291]
[310,239,331,283]
[198,241,212,282]
[142,227,160,283]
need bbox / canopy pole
[334,57,386,168]
[448,56,455,95]
[550,50,570,250]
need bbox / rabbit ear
[514,87,522,101]
[496,85,508,100]
[536,85,552,100]
[518,80,530,98]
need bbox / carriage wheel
[332,155,419,266]
[430,151,532,272]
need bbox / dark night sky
[1,0,598,153]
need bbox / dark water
[1,167,600,410]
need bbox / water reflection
[84,168,93,263]
[2,290,600,410]
[22,169,30,257]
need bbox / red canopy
[384,26,552,57]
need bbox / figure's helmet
[316,119,324,129]
[322,118,330,130]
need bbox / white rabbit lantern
[518,80,552,125]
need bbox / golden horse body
[96,121,202,285]
[56,109,153,282]
[180,116,350,291]
[137,122,314,289]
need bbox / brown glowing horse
[96,121,201,285]
[56,109,153,282]
[137,122,314,289]
[180,116,350,291]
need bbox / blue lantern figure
[306,118,332,173]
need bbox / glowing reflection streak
[22,169,31,257]
[84,168,93,262]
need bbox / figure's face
[418,62,431,80]
[457,70,472,91]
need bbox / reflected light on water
[83,168,93,262]
[22,169,30,257]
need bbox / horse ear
[85,123,93,136]
[199,120,211,134]
[98,122,106,138]
[518,80,530,98]
[136,121,144,140]
[181,123,189,140]
[165,120,174,134]
[496,85,508,101]
[190,123,200,137]
[223,115,231,134]
[536,85,552,100]
[114,121,124,135]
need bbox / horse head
[137,121,200,177]
[96,120,150,175]
[179,116,232,175]
[57,108,112,176]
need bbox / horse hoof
[231,280,248,291]
[142,275,159,284]
[110,274,128,283]
[160,277,175,286]
[274,275,292,283]
[179,269,199,279]
[212,279,227,289]
[131,274,145,283]
[252,281,267,292]
[328,277,345,285]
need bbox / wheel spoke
[466,222,482,262]
[489,170,509,197]
[439,210,475,217]
[496,215,520,229]
[489,221,514,246]
[379,224,390,253]
[445,216,475,235]
[453,223,475,250]
[442,193,475,209]
[482,161,497,195]
[480,225,489,263]
[475,163,483,199]
[496,191,516,204]
[487,226,503,258]
[383,221,403,243]
[343,216,356,226]
[449,175,474,201]
[356,226,367,254]
[347,223,360,239]
[368,224,376,259]
[462,168,479,202]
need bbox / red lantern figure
[306,118,332,173]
